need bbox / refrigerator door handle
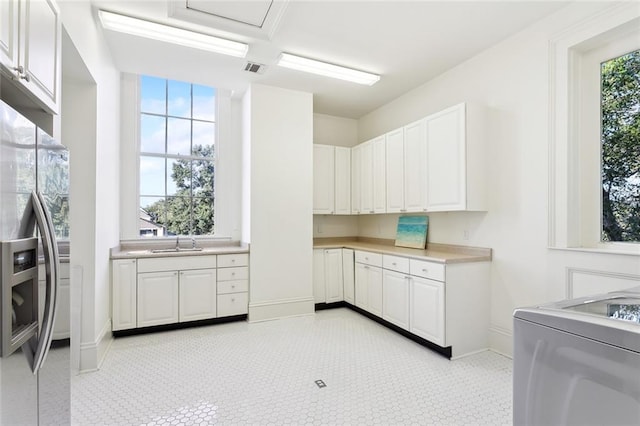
[30,191,59,373]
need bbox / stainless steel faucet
[175,235,180,250]
[191,237,196,249]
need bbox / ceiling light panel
[98,10,249,58]
[277,53,380,86]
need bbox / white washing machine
[514,288,640,425]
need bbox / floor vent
[244,62,265,74]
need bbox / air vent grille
[244,62,265,74]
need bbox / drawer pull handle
[232,259,235,263]
[231,272,235,276]
[231,298,235,302]
[231,285,235,289]
[422,269,428,273]
[392,262,396,266]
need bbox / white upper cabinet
[313,144,351,215]
[313,144,335,214]
[359,139,374,214]
[372,136,386,213]
[334,147,351,215]
[351,144,361,214]
[0,0,61,114]
[403,119,428,212]
[425,103,486,211]
[385,120,428,213]
[0,1,19,70]
[359,135,386,215]
[385,128,405,213]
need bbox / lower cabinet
[313,248,353,305]
[138,271,180,327]
[382,268,410,330]
[112,253,249,331]
[354,252,383,316]
[112,259,137,331]
[179,269,217,322]
[342,249,355,304]
[409,276,444,346]
[353,250,489,359]
[216,253,250,316]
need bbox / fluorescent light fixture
[98,10,248,58]
[277,53,380,86]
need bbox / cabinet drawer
[217,280,249,294]
[217,292,248,317]
[409,259,445,282]
[355,251,382,267]
[383,255,409,274]
[217,266,249,282]
[217,253,249,268]
[138,255,217,273]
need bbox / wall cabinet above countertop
[0,0,61,114]
[313,102,487,216]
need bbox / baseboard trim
[79,318,112,373]
[248,297,315,322]
[489,326,513,358]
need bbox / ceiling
[91,0,569,119]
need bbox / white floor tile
[72,308,512,425]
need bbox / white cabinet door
[372,136,386,213]
[359,140,373,214]
[112,259,137,331]
[342,249,355,305]
[137,271,179,327]
[382,269,410,330]
[410,276,445,346]
[351,144,361,214]
[179,269,217,322]
[354,262,369,310]
[19,0,60,113]
[312,249,326,303]
[385,128,404,213]
[313,144,335,214]
[0,0,18,70]
[324,249,344,303]
[426,104,466,211]
[368,266,383,316]
[334,146,351,215]
[404,119,428,212]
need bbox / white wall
[59,2,120,371]
[244,84,314,321]
[313,113,359,147]
[357,2,640,356]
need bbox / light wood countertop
[313,237,491,264]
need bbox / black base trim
[113,314,248,337]
[316,303,452,359]
[314,301,348,311]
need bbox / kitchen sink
[150,247,204,253]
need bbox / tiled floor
[72,308,512,425]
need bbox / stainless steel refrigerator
[0,99,70,424]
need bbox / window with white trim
[138,75,216,237]
[549,7,640,253]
